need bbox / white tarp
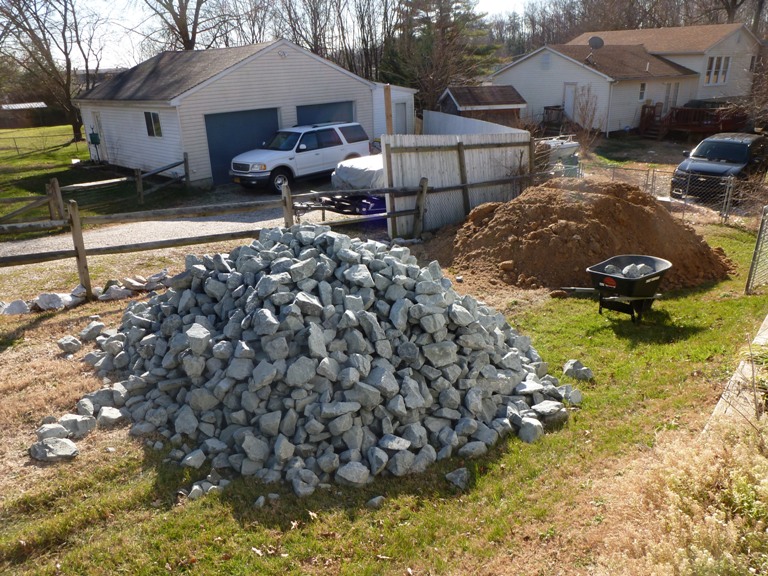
[331,154,386,189]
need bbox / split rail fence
[0,179,432,300]
[0,155,190,226]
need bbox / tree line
[1,0,766,140]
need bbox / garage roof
[77,42,276,102]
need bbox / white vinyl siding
[492,48,610,131]
[605,77,697,132]
[79,103,183,174]
[661,28,759,101]
[372,84,416,138]
[178,43,374,183]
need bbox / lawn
[1,128,768,575]
[0,125,220,239]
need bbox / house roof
[440,85,526,109]
[567,23,748,54]
[549,44,697,80]
[77,42,277,101]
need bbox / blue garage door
[296,101,354,125]
[205,108,279,184]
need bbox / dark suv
[670,132,768,201]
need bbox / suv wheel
[269,168,292,194]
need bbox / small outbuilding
[74,39,416,186]
[437,85,526,127]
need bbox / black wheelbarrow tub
[586,255,672,298]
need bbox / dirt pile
[449,178,732,291]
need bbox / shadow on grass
[145,436,502,534]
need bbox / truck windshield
[691,141,749,164]
[265,131,300,151]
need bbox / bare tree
[0,0,106,139]
[274,0,335,56]
[141,0,228,50]
[213,0,274,46]
[333,0,402,80]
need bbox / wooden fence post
[183,152,190,189]
[457,141,470,216]
[282,183,294,227]
[67,200,93,299]
[46,181,56,220]
[412,177,428,238]
[135,169,144,205]
[50,178,65,219]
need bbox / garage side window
[144,112,162,137]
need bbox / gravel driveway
[0,181,346,258]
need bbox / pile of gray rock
[33,224,583,496]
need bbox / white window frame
[144,111,163,138]
[638,82,646,101]
[705,56,730,85]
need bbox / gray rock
[226,357,255,381]
[259,411,282,437]
[563,359,594,381]
[285,356,317,387]
[36,423,69,440]
[186,323,211,355]
[29,437,79,461]
[182,449,207,468]
[366,495,385,508]
[187,388,219,412]
[2,299,30,315]
[97,406,126,427]
[79,320,105,341]
[445,467,470,490]
[59,414,96,439]
[518,417,544,443]
[457,441,487,458]
[335,461,370,487]
[57,335,82,354]
[386,450,415,476]
[422,341,458,367]
[273,434,295,462]
[378,434,411,451]
[174,405,198,436]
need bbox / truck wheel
[269,168,292,194]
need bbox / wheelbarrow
[562,255,673,323]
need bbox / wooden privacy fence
[381,132,533,236]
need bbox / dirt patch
[424,178,732,293]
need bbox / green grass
[2,222,768,574]
[0,125,217,240]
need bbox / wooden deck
[639,104,749,139]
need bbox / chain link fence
[579,162,768,227]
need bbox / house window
[639,82,646,101]
[144,111,162,137]
[705,56,730,85]
[750,55,757,72]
